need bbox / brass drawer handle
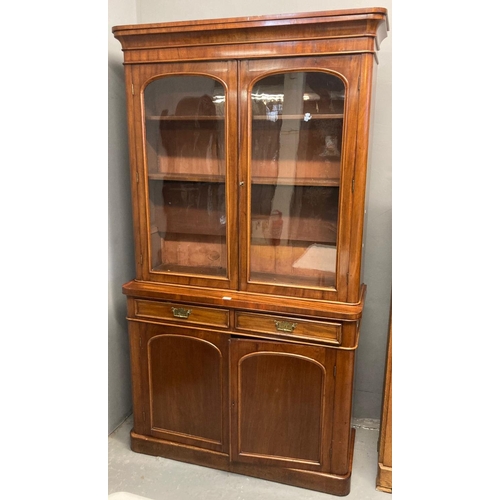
[275,320,297,333]
[172,307,192,319]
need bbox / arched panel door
[142,325,229,453]
[130,61,239,289]
[230,338,336,471]
[238,57,361,302]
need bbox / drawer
[134,299,229,328]
[235,312,341,345]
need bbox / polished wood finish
[130,322,230,452]
[235,311,342,345]
[112,8,388,65]
[130,429,355,496]
[128,60,239,290]
[134,299,230,328]
[114,8,388,496]
[238,56,361,302]
[123,279,367,322]
[377,309,392,493]
[230,339,336,471]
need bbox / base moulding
[130,428,356,496]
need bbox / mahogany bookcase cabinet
[113,7,388,496]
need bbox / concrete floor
[109,416,391,500]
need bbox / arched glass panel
[249,71,344,289]
[144,76,227,277]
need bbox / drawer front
[235,312,341,345]
[134,299,229,328]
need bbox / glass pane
[144,76,227,277]
[249,72,344,289]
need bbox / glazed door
[238,57,361,301]
[230,338,336,471]
[131,322,230,453]
[130,61,238,289]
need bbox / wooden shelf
[152,205,226,237]
[147,114,343,122]
[252,214,337,245]
[252,176,340,187]
[153,263,227,277]
[252,159,341,185]
[147,115,224,121]
[148,173,339,186]
[149,172,225,183]
[250,242,337,284]
[253,113,343,120]
[249,271,336,289]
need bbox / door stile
[237,60,251,292]
[224,60,240,291]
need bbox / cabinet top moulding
[112,8,389,65]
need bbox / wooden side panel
[347,52,378,302]
[331,347,356,475]
[230,339,335,471]
[128,320,149,437]
[377,311,392,492]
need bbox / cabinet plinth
[114,7,388,496]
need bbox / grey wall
[108,0,138,434]
[108,0,392,431]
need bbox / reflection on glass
[249,72,344,289]
[144,76,227,277]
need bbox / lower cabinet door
[230,338,336,472]
[133,322,229,453]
